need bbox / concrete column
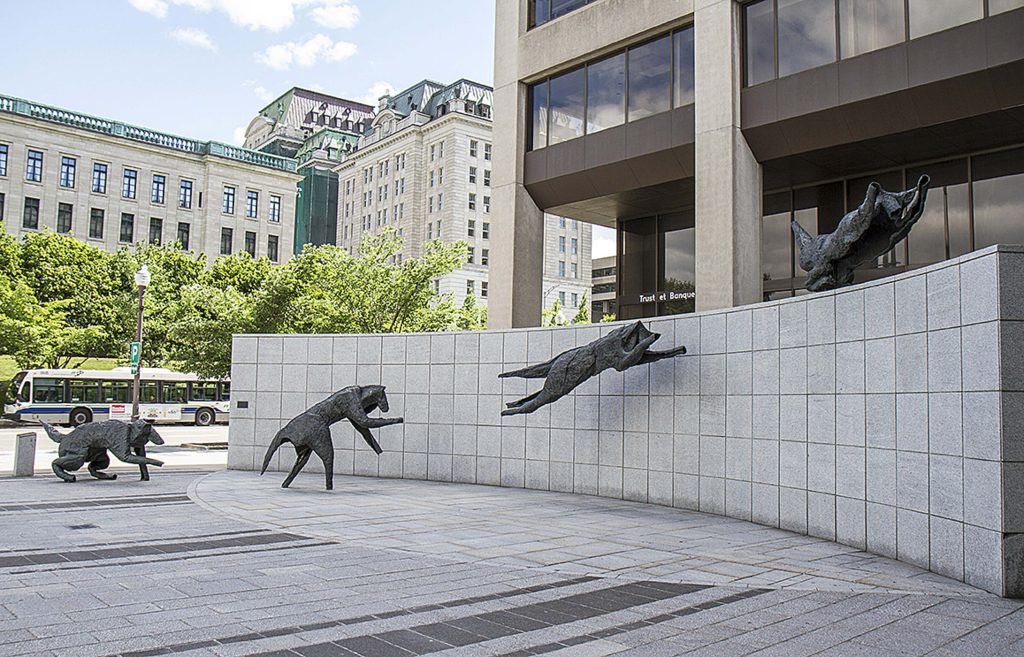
[14,432,36,477]
[693,0,763,311]
[490,0,546,329]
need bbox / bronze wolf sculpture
[261,385,403,490]
[500,321,687,416]
[42,420,165,483]
[792,175,930,292]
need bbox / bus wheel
[195,408,215,427]
[69,408,93,427]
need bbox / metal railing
[0,93,297,173]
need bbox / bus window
[101,381,131,403]
[69,380,101,403]
[219,382,231,401]
[141,382,159,404]
[33,378,66,403]
[163,382,188,404]
[192,382,218,401]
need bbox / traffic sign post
[130,342,141,375]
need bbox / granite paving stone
[0,469,1021,657]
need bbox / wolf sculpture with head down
[500,321,687,416]
[261,384,403,490]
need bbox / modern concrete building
[0,94,301,263]
[492,0,1024,326]
[591,254,617,318]
[333,79,592,310]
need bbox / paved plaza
[1,469,1023,657]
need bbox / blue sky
[0,0,496,145]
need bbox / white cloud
[232,126,248,146]
[358,81,394,106]
[129,0,168,18]
[242,80,276,102]
[255,34,357,70]
[309,2,359,29]
[170,27,218,53]
[592,225,617,259]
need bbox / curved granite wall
[228,245,1024,597]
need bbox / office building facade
[492,0,1024,326]
[591,254,617,318]
[0,94,300,263]
[334,79,591,310]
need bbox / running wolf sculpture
[500,321,687,416]
[792,175,930,292]
[42,420,165,483]
[261,385,403,490]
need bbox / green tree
[543,299,568,327]
[0,278,106,369]
[572,291,591,325]
[456,294,487,331]
[166,284,254,379]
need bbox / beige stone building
[334,79,591,311]
[0,94,301,263]
[493,0,1024,326]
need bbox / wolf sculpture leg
[87,450,117,480]
[281,446,312,489]
[52,455,85,483]
[309,431,334,490]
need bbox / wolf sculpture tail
[40,421,65,444]
[260,431,288,475]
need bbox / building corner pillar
[694,0,763,312]
[490,0,545,329]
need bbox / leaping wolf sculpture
[792,175,930,292]
[261,385,403,490]
[500,321,687,416]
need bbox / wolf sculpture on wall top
[500,321,687,416]
[261,384,403,490]
[792,175,930,292]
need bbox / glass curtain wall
[529,25,694,151]
[762,145,1024,297]
[745,0,1020,85]
[618,209,696,319]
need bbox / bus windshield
[7,371,27,404]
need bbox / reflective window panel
[530,81,548,150]
[548,67,586,145]
[628,36,671,121]
[907,159,969,264]
[973,147,1024,249]
[661,210,696,316]
[762,192,794,284]
[745,0,776,85]
[778,0,837,77]
[586,53,626,134]
[909,0,982,38]
[673,28,696,106]
[839,0,906,58]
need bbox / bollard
[14,432,36,477]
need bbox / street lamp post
[130,265,151,480]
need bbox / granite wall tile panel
[231,247,1023,597]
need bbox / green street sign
[130,342,141,366]
[130,365,138,376]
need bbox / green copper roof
[0,93,298,173]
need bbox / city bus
[2,367,230,426]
